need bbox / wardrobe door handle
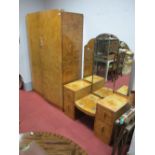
[87,47,90,51]
[39,37,44,48]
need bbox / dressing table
[63,33,134,144]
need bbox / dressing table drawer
[94,120,113,144]
[94,94,129,144]
[64,100,75,119]
[95,105,114,125]
[64,80,91,119]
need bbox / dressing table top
[94,87,114,98]
[83,75,105,83]
[116,85,128,96]
[64,80,91,91]
[98,94,128,112]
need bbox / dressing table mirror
[83,33,134,98]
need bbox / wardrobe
[26,10,83,109]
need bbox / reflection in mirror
[112,41,134,96]
[83,38,105,93]
[83,33,134,98]
[92,33,119,98]
[93,33,119,80]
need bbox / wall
[20,0,134,90]
[19,0,46,90]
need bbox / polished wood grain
[83,75,105,91]
[75,94,100,117]
[94,120,113,144]
[26,13,43,94]
[64,80,91,92]
[96,104,114,126]
[20,132,87,155]
[64,80,91,119]
[94,94,129,144]
[63,89,75,119]
[84,39,95,77]
[116,85,128,96]
[31,67,43,95]
[27,10,83,109]
[94,87,114,98]
[39,10,63,108]
[98,94,128,112]
[62,12,83,84]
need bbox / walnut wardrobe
[26,10,83,109]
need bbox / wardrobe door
[62,12,83,84]
[39,10,63,109]
[26,13,43,94]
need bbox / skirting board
[23,81,32,91]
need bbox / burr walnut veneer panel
[39,10,63,108]
[94,94,129,144]
[64,80,91,119]
[62,12,83,84]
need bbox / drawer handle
[104,113,107,119]
[101,127,104,133]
